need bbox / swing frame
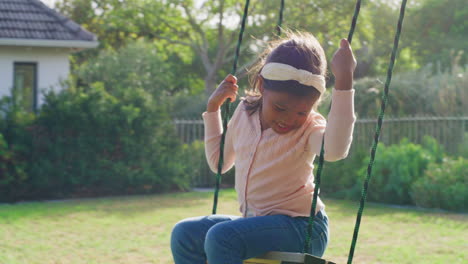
[211,0,408,262]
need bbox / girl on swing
[171,31,357,264]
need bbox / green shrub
[0,133,29,201]
[411,157,468,212]
[458,133,468,158]
[352,64,467,118]
[421,135,445,163]
[352,138,437,205]
[316,136,444,200]
[0,81,192,202]
[180,140,235,188]
[319,149,367,197]
[0,96,35,201]
[180,140,207,187]
[29,83,189,198]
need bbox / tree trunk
[204,76,217,96]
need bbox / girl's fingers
[340,39,347,48]
[226,89,237,102]
[341,39,354,53]
[230,93,237,102]
[225,74,237,84]
[221,82,238,92]
[340,38,352,49]
[216,78,238,103]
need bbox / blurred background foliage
[0,0,466,210]
[53,0,467,117]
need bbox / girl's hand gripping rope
[207,74,239,112]
[331,39,357,91]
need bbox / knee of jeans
[309,230,328,257]
[171,221,193,249]
[204,223,238,256]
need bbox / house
[0,0,98,111]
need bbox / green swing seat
[244,251,336,264]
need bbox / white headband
[260,62,326,94]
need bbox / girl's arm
[203,74,239,173]
[203,109,236,174]
[309,89,356,161]
[309,39,357,161]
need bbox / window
[13,63,37,112]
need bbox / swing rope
[347,1,407,263]
[276,0,285,36]
[212,0,251,215]
[303,0,363,254]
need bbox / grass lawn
[0,189,466,264]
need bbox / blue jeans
[171,210,329,264]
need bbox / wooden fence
[174,116,467,187]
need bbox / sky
[42,0,57,8]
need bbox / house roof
[0,0,98,49]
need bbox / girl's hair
[244,30,327,114]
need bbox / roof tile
[0,0,97,42]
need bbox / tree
[404,0,468,69]
[57,0,374,94]
[76,39,198,101]
[57,0,247,94]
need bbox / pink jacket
[203,89,356,217]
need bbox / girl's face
[260,86,317,134]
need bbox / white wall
[0,46,71,106]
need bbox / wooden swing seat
[244,251,336,264]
